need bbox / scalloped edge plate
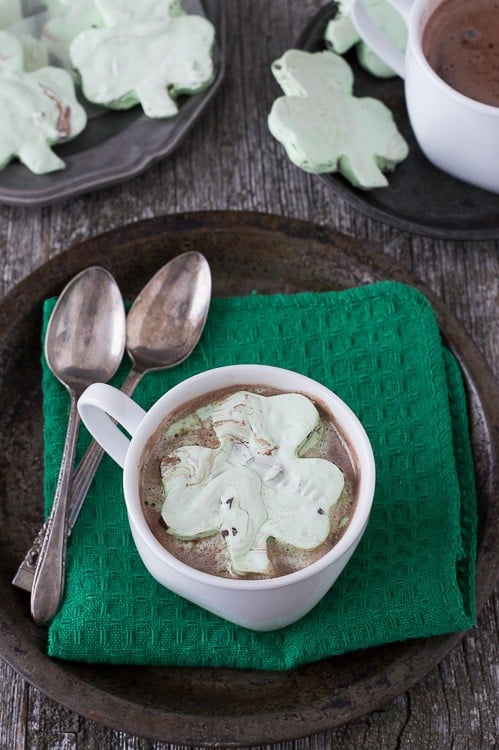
[0,1,226,207]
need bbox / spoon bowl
[125,251,212,378]
[45,268,126,392]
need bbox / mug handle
[77,383,146,469]
[350,0,412,79]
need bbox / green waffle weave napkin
[43,281,476,670]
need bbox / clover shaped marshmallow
[324,0,407,79]
[160,391,345,577]
[0,31,87,173]
[0,1,49,73]
[268,49,408,189]
[43,0,184,67]
[42,0,105,67]
[69,11,215,117]
[0,0,21,29]
[94,0,184,26]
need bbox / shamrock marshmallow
[69,12,215,117]
[0,31,87,173]
[160,391,345,577]
[0,0,49,72]
[94,0,184,26]
[268,49,408,189]
[42,0,105,67]
[0,0,21,28]
[43,0,185,68]
[324,0,407,79]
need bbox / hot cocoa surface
[139,385,360,579]
[423,0,499,107]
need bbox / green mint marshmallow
[160,391,345,577]
[69,13,215,117]
[0,31,87,173]
[268,49,408,189]
[324,0,407,79]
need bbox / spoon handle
[30,391,80,626]
[12,367,144,594]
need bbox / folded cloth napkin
[42,281,477,670]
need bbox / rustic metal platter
[0,212,497,745]
[296,2,499,240]
[0,1,226,208]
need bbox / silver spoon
[64,251,211,512]
[16,252,211,597]
[30,267,126,626]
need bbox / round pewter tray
[0,212,497,745]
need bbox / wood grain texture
[0,1,497,748]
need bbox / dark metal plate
[0,1,226,208]
[297,2,499,240]
[0,212,497,745]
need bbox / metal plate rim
[0,1,226,208]
[0,210,497,745]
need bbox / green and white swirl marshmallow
[160,391,345,577]
[0,31,86,173]
[324,0,407,79]
[268,49,408,189]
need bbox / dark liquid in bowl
[422,0,499,107]
[139,385,361,579]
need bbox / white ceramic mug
[351,0,499,194]
[77,364,376,631]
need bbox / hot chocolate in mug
[351,0,499,194]
[77,364,376,631]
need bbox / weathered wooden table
[0,2,497,748]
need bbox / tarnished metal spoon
[16,252,211,598]
[63,251,211,518]
[30,267,126,626]
[119,250,212,393]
